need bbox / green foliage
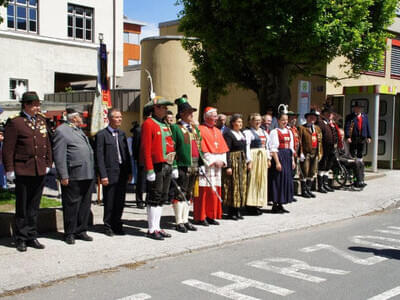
[0,190,61,212]
[177,0,397,108]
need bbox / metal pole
[390,95,396,170]
[372,93,380,173]
[112,0,116,91]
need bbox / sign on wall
[298,80,311,125]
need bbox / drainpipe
[372,93,379,173]
[112,0,116,92]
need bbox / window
[124,32,139,45]
[7,0,38,33]
[68,4,93,42]
[353,48,385,76]
[391,41,400,78]
[9,79,28,100]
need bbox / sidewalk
[1,171,400,294]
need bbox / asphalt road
[5,208,400,300]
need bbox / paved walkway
[1,171,400,294]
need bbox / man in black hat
[170,96,201,232]
[53,108,95,244]
[2,91,52,252]
[316,106,339,192]
[298,110,323,197]
[140,96,177,240]
[344,102,371,187]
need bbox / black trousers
[319,147,335,171]
[103,174,127,231]
[135,164,146,203]
[14,175,46,241]
[175,167,198,202]
[350,138,366,159]
[146,163,172,207]
[61,179,94,235]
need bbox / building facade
[0,0,123,118]
[140,17,400,168]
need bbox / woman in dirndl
[222,114,251,220]
[268,107,296,213]
[243,113,270,216]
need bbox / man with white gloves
[2,91,52,252]
[140,97,177,240]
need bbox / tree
[177,0,397,113]
[0,0,8,24]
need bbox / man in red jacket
[140,96,178,240]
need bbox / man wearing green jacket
[170,96,202,233]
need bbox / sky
[124,0,183,40]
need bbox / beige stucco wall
[140,37,201,123]
[326,39,400,95]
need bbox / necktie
[113,131,122,164]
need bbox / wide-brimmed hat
[304,109,320,118]
[352,101,361,108]
[20,91,42,103]
[144,96,174,108]
[321,106,334,114]
[175,96,197,118]
[287,110,299,116]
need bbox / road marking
[351,235,400,250]
[182,271,294,299]
[375,226,400,235]
[116,293,152,300]
[368,286,400,300]
[247,258,349,283]
[300,244,387,265]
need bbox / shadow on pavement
[348,246,400,260]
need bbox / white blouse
[243,128,271,161]
[268,127,294,153]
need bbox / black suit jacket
[95,127,132,185]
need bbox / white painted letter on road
[182,271,294,299]
[116,293,151,300]
[300,244,387,265]
[248,258,349,283]
[368,286,400,300]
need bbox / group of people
[1,91,371,252]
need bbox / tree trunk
[257,65,291,115]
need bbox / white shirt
[268,127,294,153]
[243,128,270,161]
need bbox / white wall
[0,0,123,102]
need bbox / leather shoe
[228,214,238,221]
[146,231,164,240]
[76,232,93,241]
[236,211,244,220]
[113,229,126,236]
[137,201,145,209]
[105,228,114,237]
[194,219,209,226]
[271,205,284,214]
[159,230,171,238]
[184,222,197,231]
[16,240,27,252]
[206,218,220,225]
[27,239,45,249]
[65,234,75,245]
[176,223,188,233]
